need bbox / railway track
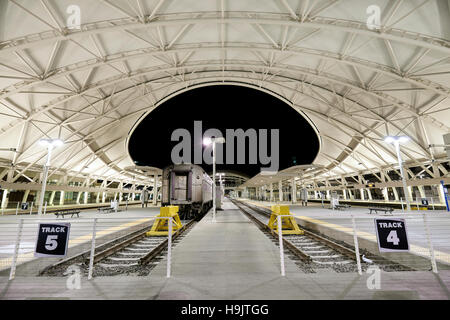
[231,199,413,273]
[41,219,196,277]
[39,222,153,276]
[88,219,196,276]
[231,200,355,268]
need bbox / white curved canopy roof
[0,0,449,185]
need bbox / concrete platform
[144,198,302,298]
[1,198,450,300]
[244,199,450,270]
[1,270,450,300]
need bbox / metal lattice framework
[0,0,449,188]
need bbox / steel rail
[139,219,196,265]
[230,199,312,263]
[88,230,149,264]
[234,199,361,262]
[301,229,359,261]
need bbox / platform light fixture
[203,137,212,146]
[39,138,64,148]
[384,136,410,144]
[203,137,225,146]
[203,136,226,222]
[37,138,64,215]
[384,135,411,211]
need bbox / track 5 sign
[374,218,409,252]
[34,223,71,257]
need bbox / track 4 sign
[34,223,71,257]
[374,218,409,252]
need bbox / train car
[161,164,213,219]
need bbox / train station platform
[2,198,450,299]
[243,199,450,271]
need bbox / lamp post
[37,138,63,215]
[203,136,225,222]
[384,136,411,211]
[218,172,224,200]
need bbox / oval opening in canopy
[128,84,320,177]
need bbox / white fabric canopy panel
[0,0,449,185]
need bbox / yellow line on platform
[0,218,152,272]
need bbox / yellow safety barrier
[268,205,304,235]
[146,206,183,236]
[412,206,428,210]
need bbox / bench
[97,207,114,214]
[54,209,81,218]
[334,204,351,210]
[368,207,394,215]
[329,204,351,210]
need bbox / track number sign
[374,218,409,252]
[34,223,71,257]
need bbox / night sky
[129,85,319,177]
